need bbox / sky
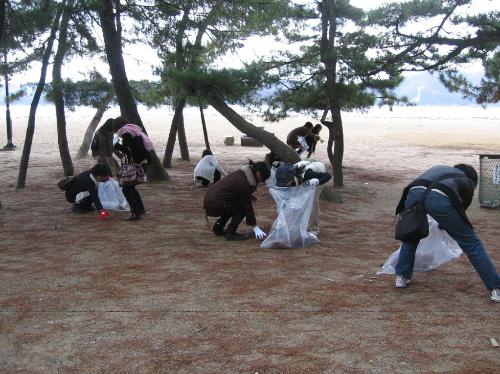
[11,0,500,87]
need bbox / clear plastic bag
[261,184,320,249]
[98,178,130,211]
[377,215,463,274]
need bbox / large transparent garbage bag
[377,215,462,274]
[261,184,320,249]
[98,178,130,211]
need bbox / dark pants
[197,170,221,187]
[122,185,145,214]
[212,201,246,234]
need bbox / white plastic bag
[377,215,463,274]
[98,178,130,211]
[261,184,320,249]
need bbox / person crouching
[65,164,112,220]
[203,160,270,241]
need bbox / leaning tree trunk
[52,0,74,176]
[199,105,210,150]
[206,91,300,163]
[97,0,168,181]
[177,113,190,161]
[76,92,113,158]
[17,4,64,188]
[163,97,186,168]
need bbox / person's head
[312,124,322,134]
[275,164,298,187]
[112,116,128,133]
[100,118,114,133]
[202,149,213,158]
[90,163,112,182]
[304,122,313,130]
[454,163,478,187]
[249,159,271,184]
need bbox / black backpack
[57,176,77,191]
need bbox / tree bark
[206,91,300,164]
[320,0,344,186]
[199,105,210,150]
[52,0,74,176]
[177,111,190,160]
[76,92,113,158]
[163,97,186,168]
[97,0,168,181]
[17,3,64,188]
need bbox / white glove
[253,226,267,239]
[307,178,319,186]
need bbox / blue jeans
[395,188,500,290]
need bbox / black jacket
[396,165,475,227]
[115,133,151,164]
[65,170,103,210]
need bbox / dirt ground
[1,106,500,372]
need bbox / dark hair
[312,124,322,134]
[249,159,271,182]
[100,118,114,133]
[304,122,313,129]
[202,149,213,157]
[90,163,112,177]
[454,163,478,187]
[112,116,128,132]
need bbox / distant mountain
[395,71,484,106]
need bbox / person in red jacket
[203,160,271,241]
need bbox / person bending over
[305,124,323,158]
[275,160,332,236]
[394,163,500,302]
[113,116,153,221]
[203,160,270,241]
[286,122,319,156]
[65,164,112,221]
[194,149,227,187]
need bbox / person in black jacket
[394,163,500,302]
[65,164,111,220]
[112,117,153,221]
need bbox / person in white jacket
[194,149,227,187]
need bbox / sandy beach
[1,104,500,372]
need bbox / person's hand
[306,178,319,186]
[98,209,111,221]
[253,226,266,239]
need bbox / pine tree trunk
[163,97,186,168]
[97,0,168,181]
[17,4,64,188]
[199,105,210,150]
[52,0,74,176]
[206,91,300,164]
[320,0,344,186]
[177,112,190,161]
[76,93,113,159]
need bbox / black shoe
[212,222,226,236]
[226,232,248,241]
[125,213,142,221]
[71,204,93,214]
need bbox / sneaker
[212,222,226,236]
[395,275,411,288]
[226,232,248,241]
[491,289,500,302]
